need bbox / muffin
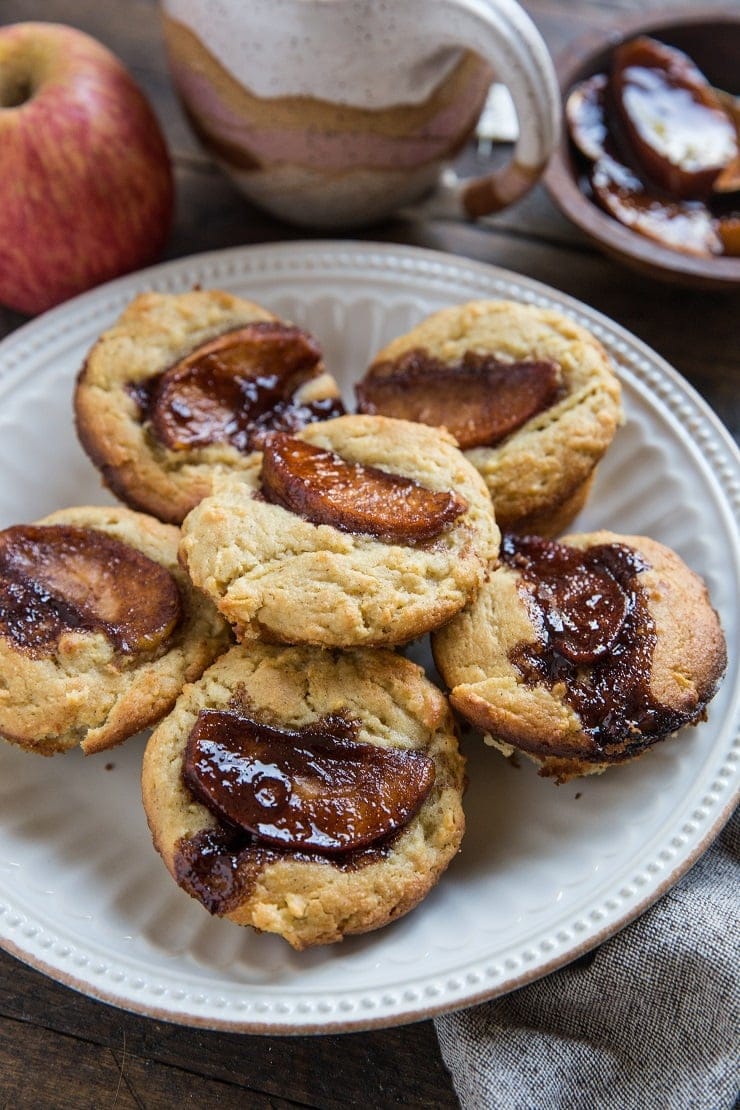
[0,505,229,755]
[142,641,466,949]
[180,413,500,648]
[357,299,623,536]
[433,531,727,781]
[74,289,344,524]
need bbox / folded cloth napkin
[435,807,739,1110]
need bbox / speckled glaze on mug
[160,0,561,227]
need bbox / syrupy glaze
[260,431,467,544]
[501,534,697,758]
[128,321,344,453]
[175,710,436,915]
[566,37,740,258]
[174,824,399,916]
[356,348,563,449]
[0,524,182,658]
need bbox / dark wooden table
[1,1,737,1106]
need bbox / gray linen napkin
[435,808,739,1110]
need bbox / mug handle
[400,0,561,220]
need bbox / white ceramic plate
[0,243,737,1033]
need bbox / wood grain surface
[0,1,737,1107]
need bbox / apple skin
[0,23,174,315]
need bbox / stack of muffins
[0,289,726,949]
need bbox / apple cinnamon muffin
[357,300,623,536]
[433,531,727,782]
[142,641,466,949]
[74,289,344,524]
[0,505,230,755]
[179,413,500,648]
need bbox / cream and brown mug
[160,0,560,228]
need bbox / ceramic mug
[160,0,561,228]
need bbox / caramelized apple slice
[183,710,436,854]
[260,432,467,543]
[0,525,181,656]
[147,322,330,452]
[356,351,562,450]
[501,535,630,664]
[714,156,740,196]
[717,215,740,256]
[566,73,610,162]
[611,37,738,200]
[712,90,740,194]
[591,155,722,256]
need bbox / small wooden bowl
[545,9,740,289]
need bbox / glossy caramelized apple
[717,215,740,255]
[590,155,722,256]
[183,710,436,854]
[565,73,610,162]
[566,36,740,257]
[143,321,340,451]
[0,524,181,656]
[260,431,467,543]
[713,90,740,194]
[501,534,630,665]
[612,37,737,200]
[356,350,562,449]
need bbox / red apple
[0,22,174,315]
